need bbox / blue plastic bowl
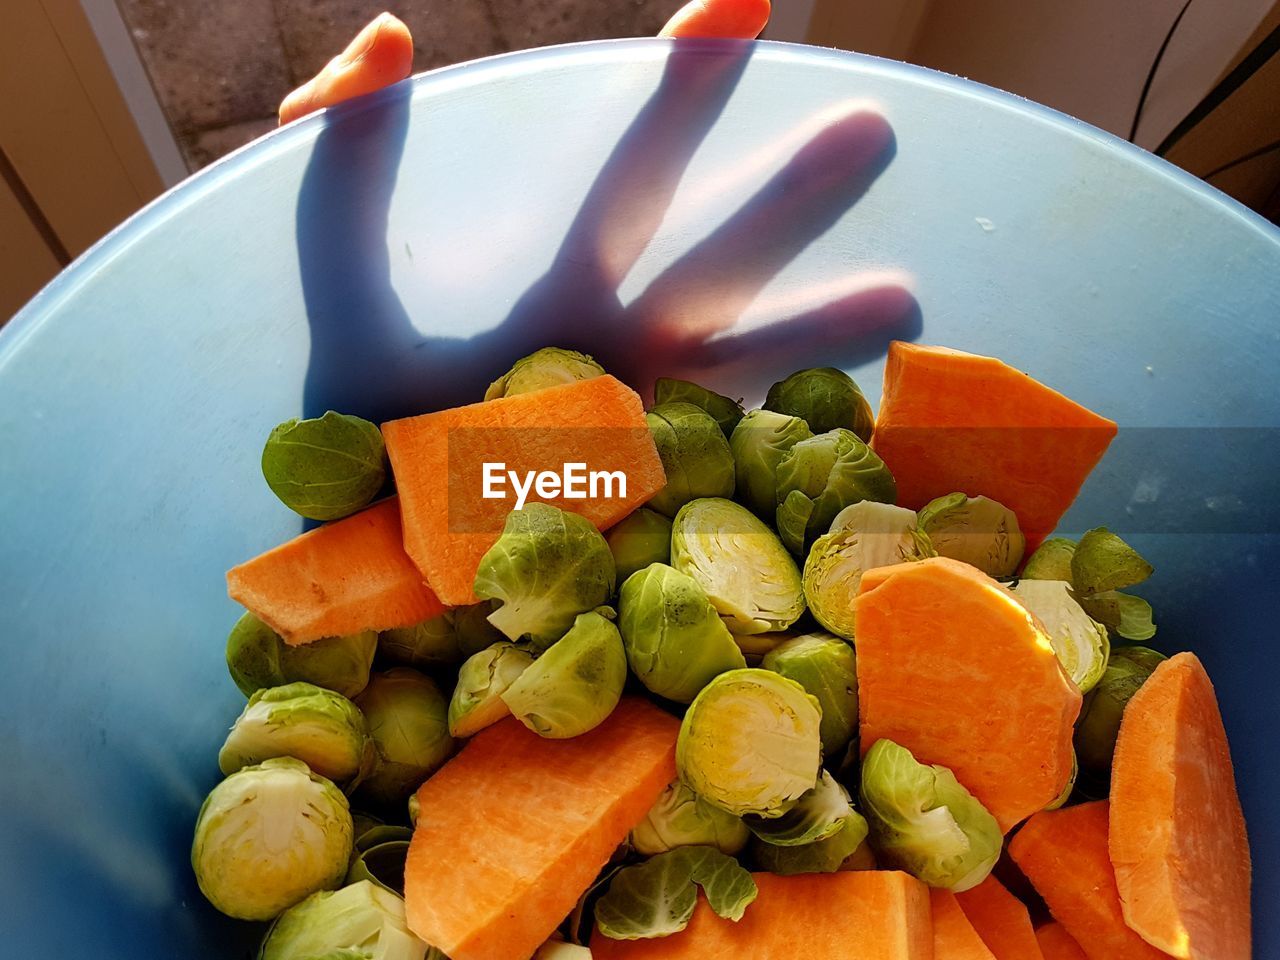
[2,39,1277,955]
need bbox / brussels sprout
[595,846,757,940]
[670,498,805,635]
[1075,650,1165,779]
[192,757,353,920]
[218,682,372,786]
[261,411,387,521]
[502,611,627,738]
[617,564,746,703]
[1044,751,1078,812]
[802,502,933,641]
[774,429,897,555]
[258,880,428,960]
[654,378,745,437]
[1071,527,1154,596]
[1079,590,1157,642]
[749,809,870,876]
[645,402,736,517]
[227,612,376,700]
[631,780,750,856]
[859,739,1001,892]
[729,409,814,518]
[916,493,1026,578]
[448,641,536,737]
[743,770,856,846]
[355,824,413,852]
[356,669,454,807]
[535,940,593,960]
[1022,537,1077,581]
[677,668,822,817]
[484,347,605,400]
[731,631,792,663]
[1008,580,1110,693]
[474,503,616,650]
[378,603,504,668]
[406,794,419,827]
[764,367,875,440]
[346,839,410,896]
[606,508,672,583]
[761,633,859,757]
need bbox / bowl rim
[4,36,1278,364]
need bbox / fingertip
[659,0,772,40]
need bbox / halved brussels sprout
[677,668,822,818]
[916,493,1026,578]
[631,780,750,856]
[859,739,1001,892]
[728,409,813,518]
[473,503,616,650]
[645,402,736,517]
[606,508,673,583]
[1075,648,1166,780]
[743,770,855,846]
[261,411,387,521]
[595,846,757,940]
[448,641,535,737]
[671,498,805,635]
[1079,590,1157,642]
[356,669,454,807]
[731,631,793,663]
[227,611,376,700]
[763,367,874,440]
[1071,527,1154,596]
[534,939,593,960]
[617,563,746,703]
[802,502,933,641]
[761,632,859,757]
[484,347,605,400]
[1008,579,1110,692]
[654,378,745,438]
[749,809,870,876]
[258,879,428,960]
[1021,537,1077,581]
[192,757,353,920]
[378,603,504,668]
[774,429,897,555]
[218,682,372,786]
[502,611,627,738]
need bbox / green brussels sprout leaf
[802,502,933,641]
[1109,644,1168,673]
[645,403,736,517]
[743,770,855,846]
[1079,590,1157,641]
[192,757,353,921]
[356,669,454,808]
[448,641,535,737]
[474,503,616,650]
[218,682,373,788]
[729,409,813,518]
[631,780,750,856]
[617,563,746,704]
[594,846,758,940]
[502,611,627,738]
[345,840,410,897]
[606,508,673,583]
[916,493,1026,578]
[677,669,822,818]
[257,879,428,960]
[1021,537,1077,582]
[261,411,387,521]
[654,378,745,437]
[671,498,805,636]
[1074,652,1164,779]
[761,632,858,757]
[763,368,874,440]
[749,809,870,876]
[860,740,1001,892]
[484,347,605,400]
[1008,580,1110,692]
[227,612,376,700]
[774,429,897,555]
[1071,527,1154,596]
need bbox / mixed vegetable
[197,342,1251,960]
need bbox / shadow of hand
[298,41,919,422]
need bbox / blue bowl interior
[2,39,1277,956]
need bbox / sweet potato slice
[955,875,1044,960]
[932,888,997,959]
[1036,923,1089,960]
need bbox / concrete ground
[118,0,676,169]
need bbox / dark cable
[1130,0,1197,144]
[1201,137,1280,180]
